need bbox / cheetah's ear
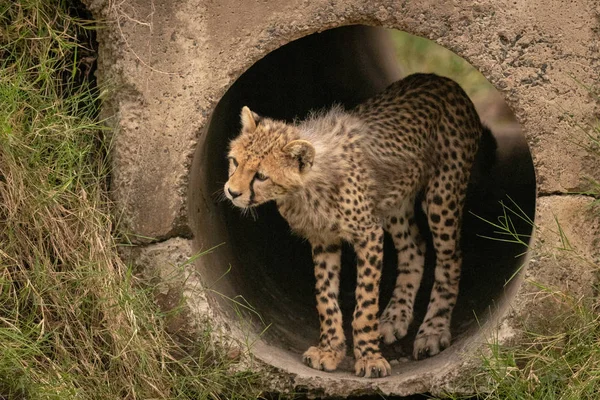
[283,140,315,173]
[240,106,261,132]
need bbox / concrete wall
[86,0,599,240]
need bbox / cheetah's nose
[228,188,242,199]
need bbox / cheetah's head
[224,106,315,208]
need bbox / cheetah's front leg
[303,241,346,372]
[352,227,392,378]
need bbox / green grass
[0,1,261,398]
[478,292,600,400]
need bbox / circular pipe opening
[189,25,536,380]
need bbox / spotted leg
[352,227,392,378]
[380,198,426,344]
[303,241,346,372]
[413,179,466,360]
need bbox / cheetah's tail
[470,125,498,184]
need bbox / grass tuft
[0,1,261,399]
[478,290,600,400]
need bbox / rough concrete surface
[85,0,600,240]
[504,195,600,336]
[84,0,600,396]
[121,237,204,335]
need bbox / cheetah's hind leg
[380,200,426,345]
[413,177,466,360]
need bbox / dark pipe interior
[193,25,536,361]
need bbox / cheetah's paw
[354,354,392,378]
[380,316,411,344]
[413,329,451,360]
[302,346,344,372]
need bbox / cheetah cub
[225,73,490,378]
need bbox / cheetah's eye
[255,171,269,181]
[228,157,238,167]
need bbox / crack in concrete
[131,233,192,248]
[538,191,599,199]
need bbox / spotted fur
[224,73,486,378]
